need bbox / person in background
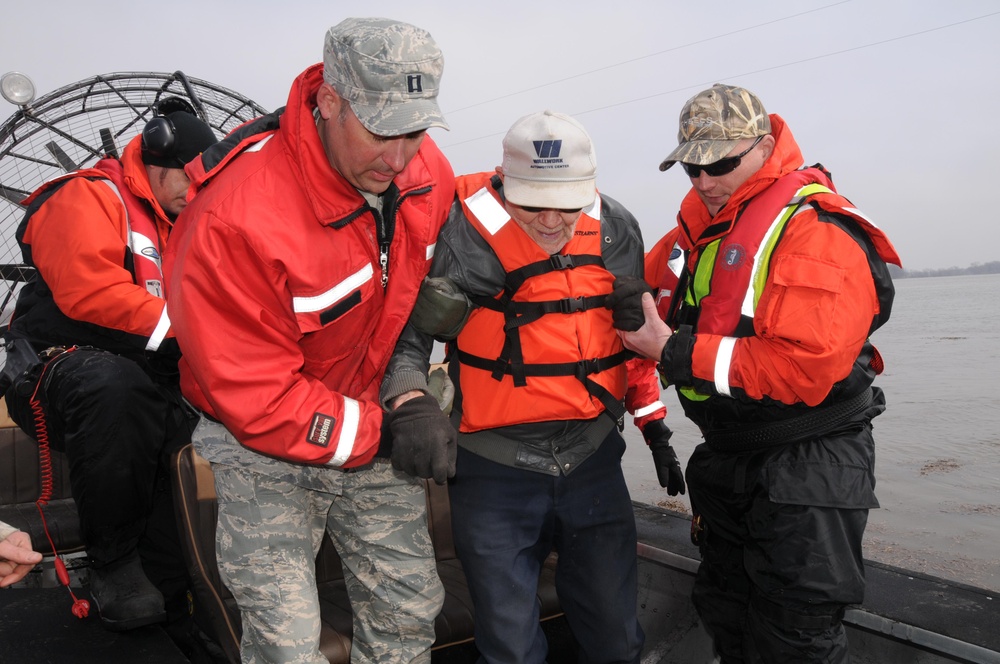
[0,521,42,588]
[382,110,685,663]
[165,17,456,663]
[1,102,217,631]
[621,83,901,663]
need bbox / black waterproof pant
[4,348,195,605]
[686,396,882,663]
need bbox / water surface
[623,273,1000,592]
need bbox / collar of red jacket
[279,63,442,228]
[676,114,805,247]
[120,135,173,225]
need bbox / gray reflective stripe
[714,336,737,396]
[96,179,159,275]
[716,185,819,397]
[633,401,666,418]
[464,186,602,237]
[844,206,878,227]
[325,397,360,467]
[292,264,373,313]
[97,178,125,207]
[98,180,169,349]
[464,188,509,235]
[426,242,436,260]
[655,241,686,309]
[741,205,791,319]
[146,306,171,351]
[244,134,273,153]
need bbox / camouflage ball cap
[323,17,449,136]
[658,84,770,172]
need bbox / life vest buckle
[559,297,585,314]
[548,254,575,271]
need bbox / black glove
[604,276,653,331]
[643,420,685,496]
[384,394,457,485]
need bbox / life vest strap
[456,348,630,421]
[499,254,605,306]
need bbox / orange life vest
[452,174,628,433]
[20,159,168,297]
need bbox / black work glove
[604,276,653,331]
[385,394,457,485]
[642,419,686,496]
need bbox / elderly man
[622,84,901,663]
[382,110,682,663]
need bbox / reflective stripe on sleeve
[145,305,171,351]
[426,242,436,260]
[633,401,666,418]
[327,397,361,467]
[714,336,737,397]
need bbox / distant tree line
[889,261,1000,279]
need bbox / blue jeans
[449,429,644,664]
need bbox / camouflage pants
[211,460,443,664]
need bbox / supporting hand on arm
[618,292,672,360]
[605,276,654,331]
[385,393,457,485]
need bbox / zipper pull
[379,247,389,288]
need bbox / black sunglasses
[681,135,763,178]
[517,205,583,214]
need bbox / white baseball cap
[501,110,597,209]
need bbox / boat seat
[171,442,562,663]
[0,422,83,556]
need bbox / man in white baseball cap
[382,110,684,662]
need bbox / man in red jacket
[166,17,456,663]
[2,103,218,631]
[620,84,900,663]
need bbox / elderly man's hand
[605,276,653,331]
[618,292,672,361]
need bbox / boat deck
[2,503,997,663]
[632,501,1000,663]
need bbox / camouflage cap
[323,17,449,137]
[658,84,770,172]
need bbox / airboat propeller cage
[0,70,269,369]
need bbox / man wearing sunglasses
[381,110,680,662]
[621,84,901,663]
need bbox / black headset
[141,96,198,158]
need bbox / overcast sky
[3,0,997,270]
